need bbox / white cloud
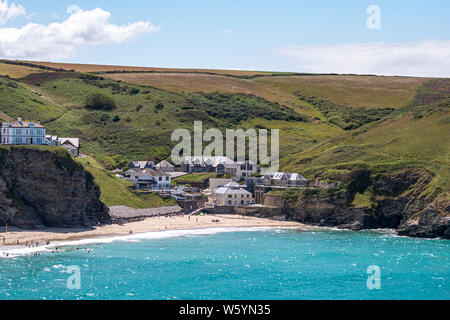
[0,6,161,60]
[0,0,26,25]
[276,39,450,77]
[221,29,232,35]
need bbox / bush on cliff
[84,92,117,111]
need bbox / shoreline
[0,214,312,251]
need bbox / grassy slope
[15,73,323,164]
[0,77,64,122]
[0,62,47,78]
[20,60,271,77]
[1,61,447,208]
[281,79,450,197]
[76,156,177,208]
[255,75,429,109]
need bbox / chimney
[18,116,22,123]
[37,120,41,125]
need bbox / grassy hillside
[0,62,47,79]
[0,76,64,122]
[2,70,326,167]
[281,78,450,197]
[255,75,429,109]
[76,156,177,208]
[18,60,271,77]
[0,60,447,210]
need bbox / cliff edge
[0,146,111,228]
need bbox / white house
[46,136,80,157]
[209,178,234,191]
[235,160,259,180]
[212,182,253,206]
[181,156,260,180]
[1,117,46,145]
[129,168,171,190]
[128,161,156,170]
[260,172,309,188]
[181,156,235,173]
[156,160,175,172]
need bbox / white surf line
[0,226,300,259]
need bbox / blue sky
[1,0,449,76]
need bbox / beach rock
[0,146,110,228]
[281,169,449,239]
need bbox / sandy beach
[0,214,311,248]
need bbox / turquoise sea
[0,227,449,300]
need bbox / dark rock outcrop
[277,169,449,239]
[0,146,110,228]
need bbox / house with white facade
[260,172,309,188]
[235,160,259,180]
[181,156,260,180]
[128,168,171,190]
[128,161,156,170]
[156,160,175,172]
[46,136,80,157]
[212,182,253,206]
[1,117,46,145]
[181,156,235,173]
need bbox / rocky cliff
[0,146,111,228]
[271,169,449,239]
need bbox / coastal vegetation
[0,60,448,220]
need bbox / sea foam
[0,226,293,259]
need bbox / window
[228,201,232,205]
[228,195,232,199]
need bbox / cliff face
[0,147,111,228]
[282,169,449,239]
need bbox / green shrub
[99,113,111,122]
[128,88,140,95]
[155,102,165,110]
[84,92,117,111]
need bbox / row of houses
[127,160,175,172]
[181,156,259,180]
[1,117,81,156]
[255,172,309,188]
[205,172,310,207]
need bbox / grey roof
[215,187,252,195]
[2,119,45,128]
[129,161,155,168]
[59,138,80,148]
[156,160,174,168]
[263,172,309,181]
[182,156,234,167]
[132,168,169,177]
